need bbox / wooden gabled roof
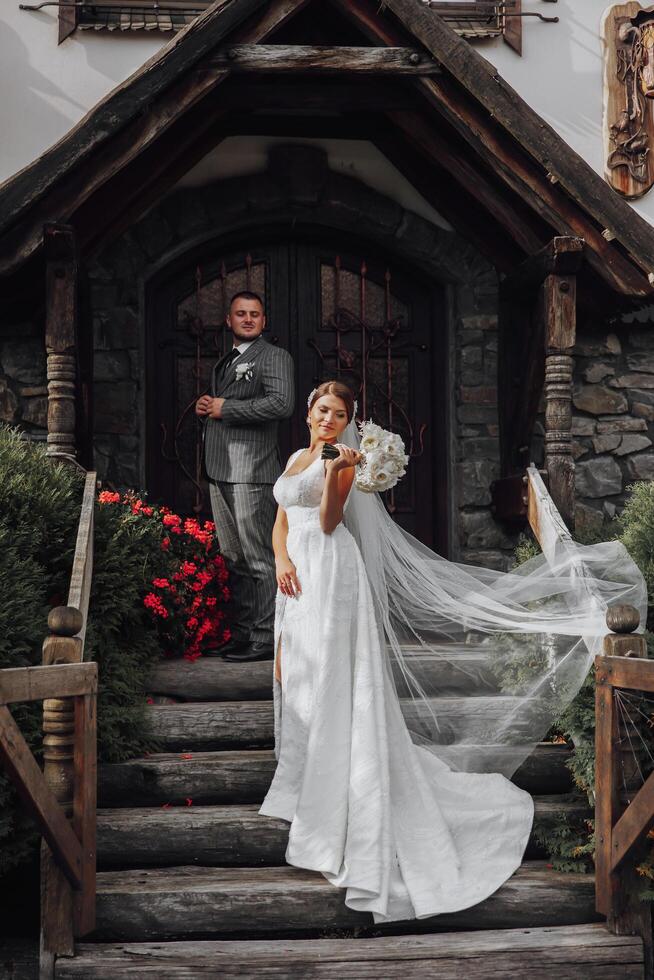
[2,0,654,307]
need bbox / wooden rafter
[0,0,653,305]
[386,108,546,256]
[332,0,654,299]
[0,0,309,273]
[379,0,654,288]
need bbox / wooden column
[541,271,576,530]
[40,606,83,977]
[44,224,78,463]
[495,237,583,526]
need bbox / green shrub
[0,428,230,873]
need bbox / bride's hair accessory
[306,381,357,422]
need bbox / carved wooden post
[44,224,78,463]
[541,271,576,530]
[40,606,83,977]
[597,604,652,977]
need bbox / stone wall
[0,317,47,442]
[454,306,517,570]
[572,322,654,536]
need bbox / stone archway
[90,144,500,560]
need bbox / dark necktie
[220,347,241,380]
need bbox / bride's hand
[326,444,363,473]
[276,557,301,598]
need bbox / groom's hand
[195,395,212,416]
[196,396,225,419]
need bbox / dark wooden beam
[334,0,654,299]
[0,0,310,275]
[386,108,546,256]
[205,43,440,73]
[500,236,585,299]
[380,0,654,288]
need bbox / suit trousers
[209,481,277,646]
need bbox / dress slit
[274,634,282,684]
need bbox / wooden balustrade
[596,613,653,970]
[0,469,97,979]
[40,470,97,976]
[0,663,97,976]
[527,463,653,965]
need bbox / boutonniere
[234,361,255,382]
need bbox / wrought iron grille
[311,256,427,514]
[21,0,557,36]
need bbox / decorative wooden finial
[48,606,83,637]
[606,604,640,635]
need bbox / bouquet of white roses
[355,421,409,493]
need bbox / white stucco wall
[1,1,652,225]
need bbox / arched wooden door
[146,236,448,551]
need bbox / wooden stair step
[148,701,273,750]
[91,862,599,940]
[58,924,644,979]
[96,796,590,868]
[98,743,574,808]
[148,649,499,702]
[98,750,275,807]
[147,697,545,751]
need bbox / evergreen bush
[0,428,230,874]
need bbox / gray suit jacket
[204,336,295,484]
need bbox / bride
[258,380,646,923]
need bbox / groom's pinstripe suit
[205,335,295,646]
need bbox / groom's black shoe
[205,636,249,658]
[223,640,274,663]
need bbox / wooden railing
[596,622,653,964]
[0,470,97,979]
[526,464,652,962]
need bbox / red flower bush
[98,491,231,661]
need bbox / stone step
[148,648,499,702]
[91,862,599,941]
[147,697,543,751]
[98,743,573,808]
[58,924,644,979]
[96,796,590,869]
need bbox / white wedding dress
[258,450,534,924]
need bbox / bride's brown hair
[308,381,356,422]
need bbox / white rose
[360,433,380,452]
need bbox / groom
[196,291,294,661]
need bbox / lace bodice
[273,452,325,525]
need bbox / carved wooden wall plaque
[603,3,654,198]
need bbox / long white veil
[341,419,647,777]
